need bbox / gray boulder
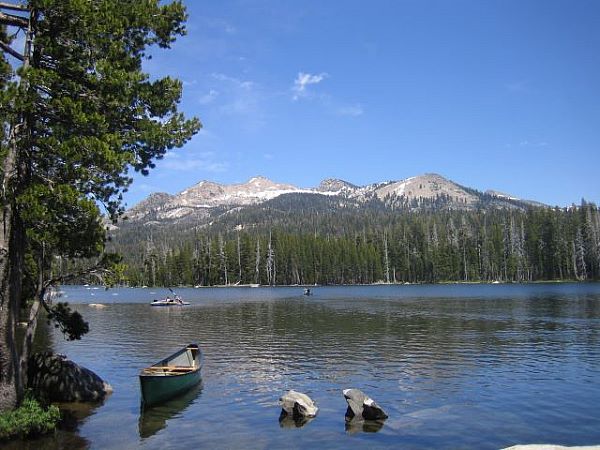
[28,352,113,402]
[343,388,388,421]
[279,390,319,418]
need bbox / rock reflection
[344,417,385,434]
[138,383,203,439]
[56,400,106,432]
[278,411,315,428]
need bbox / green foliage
[1,0,199,297]
[0,395,60,440]
[101,253,127,288]
[46,302,89,341]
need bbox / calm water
[14,283,600,449]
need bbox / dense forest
[95,198,600,287]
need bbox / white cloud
[199,89,219,105]
[211,73,253,90]
[199,17,237,35]
[290,72,362,118]
[209,73,266,131]
[292,72,328,100]
[337,104,364,117]
[197,128,218,139]
[519,140,548,148]
[505,140,549,149]
[505,81,529,93]
[162,150,228,173]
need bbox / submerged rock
[279,390,319,418]
[28,352,113,403]
[343,388,388,421]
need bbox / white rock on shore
[503,445,600,450]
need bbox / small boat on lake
[150,295,189,306]
[139,344,202,406]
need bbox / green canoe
[139,344,202,406]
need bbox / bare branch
[42,266,112,291]
[0,39,23,61]
[0,2,28,12]
[0,10,28,27]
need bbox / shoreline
[73,279,597,289]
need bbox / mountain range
[121,173,543,229]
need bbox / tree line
[107,201,600,287]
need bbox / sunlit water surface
[12,283,600,449]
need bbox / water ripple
[29,284,600,449]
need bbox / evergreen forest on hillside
[95,200,600,287]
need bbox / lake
[12,283,600,449]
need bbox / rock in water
[343,388,388,421]
[279,390,319,418]
[28,352,113,402]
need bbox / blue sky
[127,0,600,207]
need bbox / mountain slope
[122,173,541,228]
[373,173,478,205]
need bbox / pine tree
[255,237,261,284]
[0,0,199,411]
[574,227,587,280]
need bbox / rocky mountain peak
[238,176,298,193]
[374,173,478,204]
[247,176,273,186]
[316,178,358,193]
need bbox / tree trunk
[18,271,46,397]
[1,3,32,412]
[0,123,24,411]
[383,231,390,284]
[0,187,25,412]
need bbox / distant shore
[73,279,597,289]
